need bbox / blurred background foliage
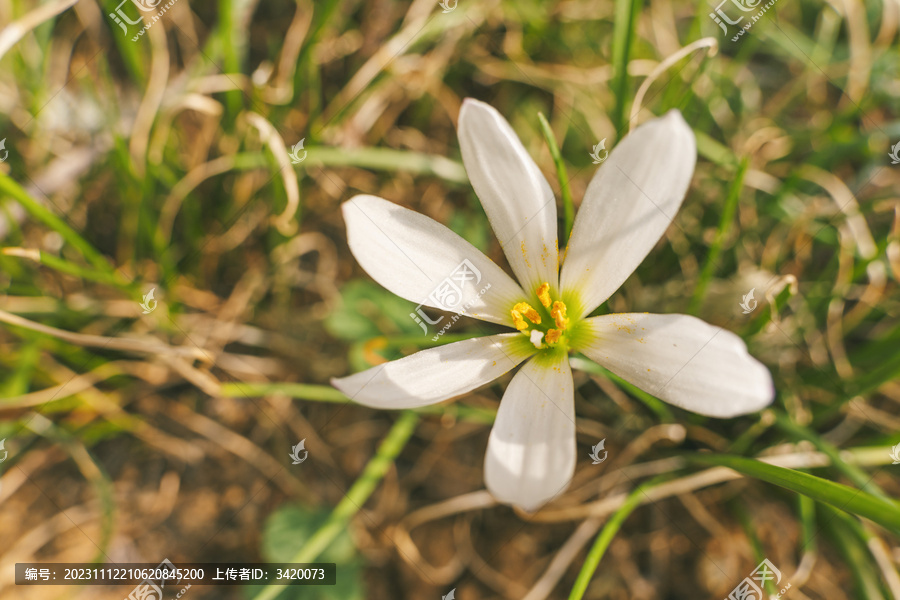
[0,0,899,597]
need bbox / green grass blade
[27,414,116,563]
[303,146,468,183]
[221,382,347,402]
[688,453,900,535]
[688,157,748,314]
[0,174,111,272]
[570,355,674,422]
[610,0,641,132]
[250,411,419,600]
[773,411,888,501]
[1,340,41,397]
[569,481,655,599]
[537,112,575,245]
[220,382,497,424]
[821,504,889,600]
[218,0,244,120]
[798,494,816,555]
[734,503,778,597]
[694,130,739,167]
[3,248,133,291]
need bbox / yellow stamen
[545,329,561,344]
[513,302,541,325]
[511,310,529,331]
[551,301,569,330]
[536,283,552,308]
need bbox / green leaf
[252,504,364,600]
[251,412,419,600]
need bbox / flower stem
[537,112,575,245]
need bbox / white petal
[331,333,534,409]
[458,98,559,296]
[484,354,575,512]
[575,313,774,418]
[560,110,696,319]
[342,195,527,326]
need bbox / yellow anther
[511,310,529,331]
[536,283,552,308]
[551,301,569,330]
[513,302,541,325]
[512,292,569,346]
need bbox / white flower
[332,99,774,512]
